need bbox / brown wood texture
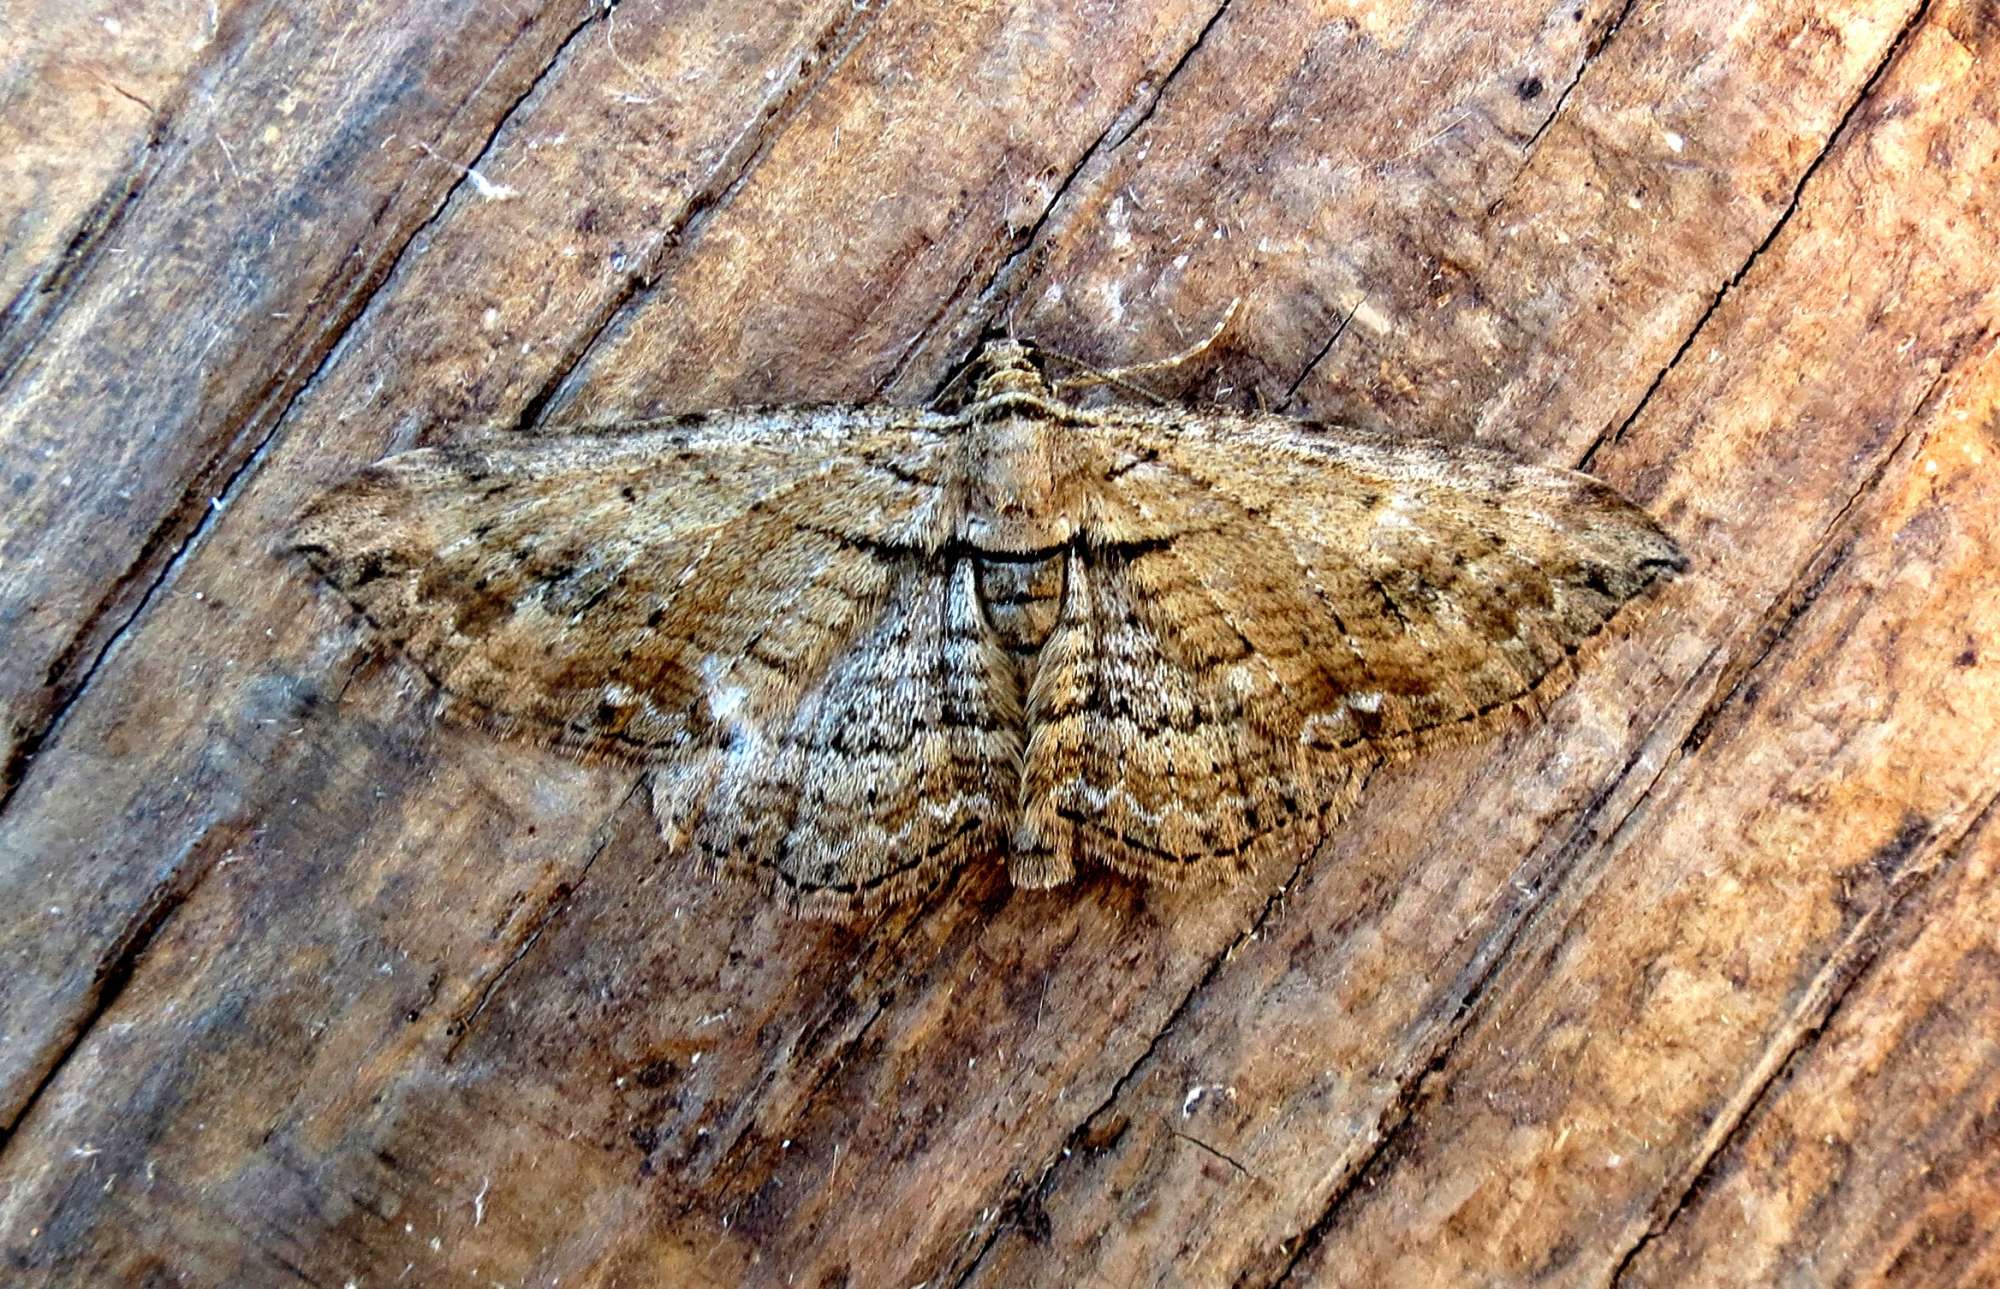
[2,0,1995,1285]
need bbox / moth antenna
[1048,298,1242,400]
[930,350,984,407]
[1037,349,1171,406]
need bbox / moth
[294,340,1683,914]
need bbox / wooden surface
[2,0,1996,1284]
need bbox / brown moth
[293,341,1683,914]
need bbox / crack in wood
[941,0,1243,388]
[1678,353,1960,761]
[1280,297,1361,411]
[1606,786,2000,1283]
[1106,0,1239,155]
[0,1,632,816]
[948,775,1345,1288]
[442,775,649,1060]
[1578,0,1935,474]
[1170,1127,1254,1179]
[0,660,361,1149]
[0,140,157,381]
[0,0,285,376]
[512,0,893,431]
[674,884,962,1208]
[1484,0,1640,223]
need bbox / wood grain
[1,0,1994,1285]
[0,0,609,788]
[0,0,217,315]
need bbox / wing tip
[288,464,430,590]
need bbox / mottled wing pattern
[294,406,1020,910]
[1016,546,1366,887]
[1020,410,1685,885]
[297,352,1684,908]
[658,559,1021,913]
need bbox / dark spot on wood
[1517,75,1544,99]
[632,1058,678,1089]
[1077,1112,1130,1155]
[1870,815,1932,881]
[998,1187,1054,1244]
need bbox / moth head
[971,339,1052,403]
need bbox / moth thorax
[973,553,1065,653]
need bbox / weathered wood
[1,0,1995,1285]
[0,0,606,788]
[0,0,216,315]
[1623,793,2000,1287]
[0,0,881,1114]
[977,11,2000,1283]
